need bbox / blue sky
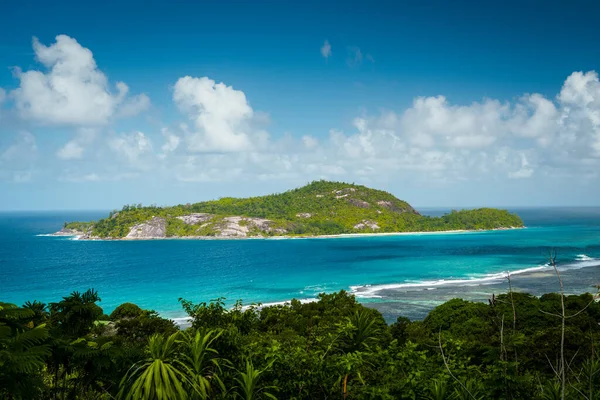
[1,0,600,210]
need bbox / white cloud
[160,128,181,153]
[56,141,84,160]
[302,135,319,150]
[108,131,153,168]
[0,88,5,104]
[401,96,505,149]
[118,93,151,118]
[11,35,148,126]
[0,132,38,182]
[18,69,600,187]
[56,128,97,160]
[320,40,332,59]
[173,76,266,152]
[284,70,600,182]
[508,153,534,179]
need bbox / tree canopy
[63,180,524,238]
[1,287,598,399]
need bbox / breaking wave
[350,255,599,299]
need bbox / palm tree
[181,329,223,399]
[335,310,380,398]
[23,300,49,327]
[0,302,50,399]
[233,361,277,400]
[49,289,103,338]
[118,332,189,400]
[346,310,381,353]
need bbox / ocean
[1,208,599,323]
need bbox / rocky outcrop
[347,198,370,208]
[353,220,380,230]
[53,227,84,236]
[216,216,286,238]
[333,188,356,195]
[176,213,213,225]
[377,200,420,215]
[296,213,312,218]
[125,217,167,239]
[218,216,251,237]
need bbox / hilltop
[59,180,524,239]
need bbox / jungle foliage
[1,287,599,399]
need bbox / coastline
[50,226,524,241]
[163,255,599,325]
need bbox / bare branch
[545,354,560,379]
[438,330,478,400]
[564,299,596,319]
[549,249,566,400]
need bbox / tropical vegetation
[62,181,524,238]
[1,284,598,399]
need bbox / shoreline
[49,226,524,241]
[164,257,599,325]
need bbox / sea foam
[350,255,599,299]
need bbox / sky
[1,0,600,210]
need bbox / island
[57,180,524,239]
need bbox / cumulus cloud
[56,141,85,160]
[8,68,600,188]
[173,76,268,152]
[10,35,149,126]
[324,71,600,180]
[0,132,38,182]
[302,135,319,149]
[108,131,153,169]
[56,128,97,160]
[93,70,600,185]
[400,96,506,149]
[320,40,332,59]
[160,128,181,154]
[118,93,151,118]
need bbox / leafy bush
[110,302,143,320]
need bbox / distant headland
[55,180,524,240]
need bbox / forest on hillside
[2,282,599,399]
[64,181,524,238]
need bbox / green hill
[62,180,524,239]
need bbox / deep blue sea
[1,208,599,322]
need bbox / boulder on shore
[125,217,167,239]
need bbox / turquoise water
[1,208,599,322]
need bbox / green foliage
[113,309,178,343]
[64,180,524,238]
[2,288,598,399]
[49,289,104,338]
[0,302,50,399]
[232,361,277,400]
[63,221,95,232]
[180,329,223,399]
[118,332,189,400]
[110,302,143,320]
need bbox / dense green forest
[62,181,524,238]
[2,286,598,399]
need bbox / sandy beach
[54,226,524,241]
